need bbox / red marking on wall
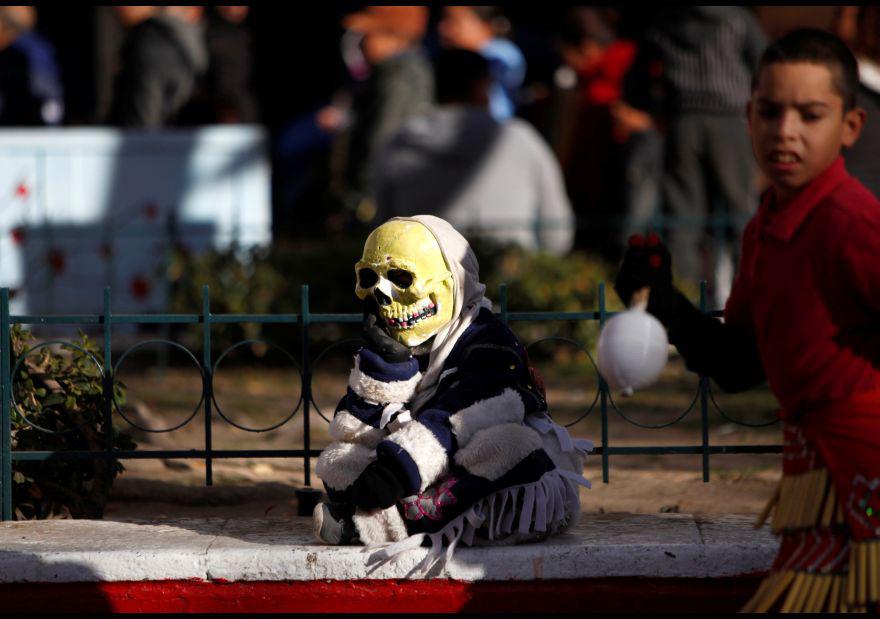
[10,227,25,246]
[130,275,151,300]
[0,577,763,613]
[142,203,160,221]
[15,182,29,199]
[48,249,66,275]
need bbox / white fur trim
[330,411,385,448]
[449,388,525,447]
[353,505,409,545]
[348,355,421,404]
[454,423,542,481]
[315,441,375,491]
[353,509,387,546]
[383,504,409,541]
[386,421,448,492]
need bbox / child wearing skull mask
[313,216,591,567]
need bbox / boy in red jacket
[616,29,879,613]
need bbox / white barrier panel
[0,126,271,314]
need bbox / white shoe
[313,502,343,544]
[313,502,359,545]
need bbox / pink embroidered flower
[403,476,458,521]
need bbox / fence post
[1,289,10,520]
[499,284,508,325]
[301,285,311,487]
[202,285,213,486]
[598,282,610,484]
[699,281,710,482]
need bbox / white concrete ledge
[0,513,778,583]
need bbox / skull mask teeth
[354,221,455,347]
[381,297,438,330]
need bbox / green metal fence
[0,282,781,521]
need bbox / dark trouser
[620,128,664,248]
[663,114,756,303]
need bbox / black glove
[614,234,766,392]
[362,298,412,363]
[614,232,684,328]
[352,461,406,510]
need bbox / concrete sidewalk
[0,513,777,583]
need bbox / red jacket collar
[758,156,849,242]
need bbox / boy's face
[748,62,865,202]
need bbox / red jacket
[577,40,637,106]
[725,156,880,414]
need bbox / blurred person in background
[109,5,207,128]
[0,6,63,126]
[326,5,434,224]
[833,5,880,197]
[114,5,157,30]
[181,5,258,124]
[439,6,525,122]
[551,7,658,261]
[373,49,574,255]
[646,7,766,306]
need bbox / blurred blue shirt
[10,31,64,125]
[480,38,525,122]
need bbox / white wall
[0,126,271,314]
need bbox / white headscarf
[389,215,492,412]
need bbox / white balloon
[597,308,668,396]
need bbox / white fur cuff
[353,505,409,545]
[386,421,448,493]
[449,388,525,447]
[454,423,543,481]
[330,411,385,449]
[349,356,421,405]
[315,441,375,491]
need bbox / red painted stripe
[0,577,763,613]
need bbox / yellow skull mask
[355,220,455,347]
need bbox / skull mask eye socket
[358,268,378,289]
[388,269,414,289]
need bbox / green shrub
[10,326,135,519]
[167,240,366,358]
[479,243,620,354]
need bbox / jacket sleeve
[665,220,765,393]
[376,327,547,496]
[667,294,766,393]
[329,347,421,444]
[839,209,880,313]
[316,348,421,493]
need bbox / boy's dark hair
[753,28,859,109]
[435,49,490,105]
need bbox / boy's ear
[842,106,866,148]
